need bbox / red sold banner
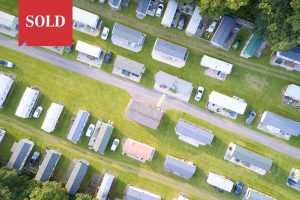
[19,0,72,46]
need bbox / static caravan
[15,87,40,118]
[206,172,234,192]
[41,103,64,133]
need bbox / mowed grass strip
[1,0,300,149]
[0,46,300,199]
[0,115,207,200]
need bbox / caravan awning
[75,41,102,58]
[200,55,233,74]
[208,91,247,114]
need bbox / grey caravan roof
[114,55,145,75]
[7,140,33,171]
[126,99,164,129]
[164,155,196,179]
[137,0,151,14]
[124,186,161,200]
[93,123,114,154]
[35,150,61,182]
[232,145,273,171]
[67,110,90,143]
[261,111,300,136]
[175,119,214,145]
[65,160,89,195]
[278,47,300,63]
[112,23,145,44]
[154,38,188,61]
[211,16,236,48]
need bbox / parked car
[246,110,256,125]
[86,124,95,137]
[234,181,244,196]
[0,59,14,68]
[207,20,217,33]
[65,46,72,53]
[177,15,186,29]
[194,86,204,102]
[105,51,113,63]
[101,27,110,40]
[65,40,75,53]
[156,4,164,17]
[111,138,120,151]
[99,0,105,3]
[33,106,43,118]
[29,151,40,167]
[232,39,241,49]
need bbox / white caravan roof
[284,84,300,101]
[75,40,102,58]
[0,11,18,29]
[15,87,39,118]
[200,55,233,74]
[0,73,14,107]
[208,91,247,114]
[161,0,178,27]
[41,103,64,133]
[207,172,234,192]
[96,173,115,200]
[73,7,99,29]
[185,6,202,36]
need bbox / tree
[254,0,300,50]
[198,0,299,50]
[0,168,37,200]
[226,0,249,10]
[199,0,250,19]
[199,0,226,19]
[29,181,69,200]
[0,186,12,200]
[75,193,96,200]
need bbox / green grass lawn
[1,46,300,200]
[71,21,300,148]
[1,0,300,149]
[0,0,18,15]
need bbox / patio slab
[77,52,103,68]
[42,46,65,54]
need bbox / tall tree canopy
[74,193,97,200]
[198,0,300,50]
[0,168,37,200]
[199,0,249,19]
[0,186,12,200]
[29,181,69,200]
[254,0,300,50]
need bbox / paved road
[1,34,300,160]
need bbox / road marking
[156,94,166,109]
